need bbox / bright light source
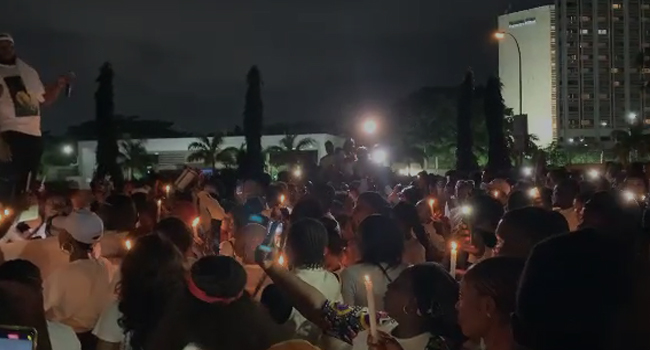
[588,169,600,179]
[62,145,73,155]
[492,190,500,198]
[460,205,472,215]
[494,32,506,40]
[362,119,378,134]
[450,241,458,251]
[628,112,638,121]
[278,254,286,266]
[568,138,574,143]
[293,167,302,178]
[371,149,387,164]
[191,217,200,228]
[528,187,540,199]
[125,239,132,250]
[280,194,285,204]
[600,121,608,127]
[623,190,635,202]
[522,167,533,176]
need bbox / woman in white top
[93,234,186,350]
[281,218,343,346]
[340,214,408,310]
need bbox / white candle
[278,254,286,267]
[364,275,378,341]
[428,198,435,218]
[450,241,458,277]
[157,199,162,221]
[125,239,132,250]
[165,185,171,197]
[191,217,200,238]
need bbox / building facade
[75,134,344,188]
[498,5,557,146]
[556,0,650,144]
[499,1,650,146]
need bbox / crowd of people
[0,31,648,350]
[0,154,647,350]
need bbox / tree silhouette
[484,76,512,173]
[118,138,153,180]
[455,69,479,174]
[94,62,123,188]
[611,122,650,165]
[187,133,239,170]
[242,66,265,178]
[265,134,317,166]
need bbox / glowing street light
[494,32,506,40]
[628,112,638,122]
[293,167,302,178]
[522,167,533,177]
[362,119,378,135]
[588,169,600,179]
[62,145,73,155]
[371,149,387,164]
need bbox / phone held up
[0,325,37,350]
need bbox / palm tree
[119,139,153,180]
[611,123,650,165]
[187,133,239,169]
[265,134,316,166]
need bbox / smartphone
[0,325,37,350]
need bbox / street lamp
[494,31,523,116]
[362,119,378,135]
[62,145,73,155]
[628,112,638,122]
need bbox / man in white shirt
[0,33,72,201]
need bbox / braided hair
[286,218,329,269]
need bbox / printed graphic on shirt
[3,75,39,117]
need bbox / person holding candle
[340,215,407,310]
[456,257,525,350]
[256,246,463,350]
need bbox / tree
[242,66,265,178]
[94,62,123,188]
[187,133,239,170]
[118,139,153,180]
[484,76,512,173]
[455,69,479,174]
[265,134,316,166]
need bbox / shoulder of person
[47,320,81,350]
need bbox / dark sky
[5,0,548,135]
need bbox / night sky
[6,0,548,135]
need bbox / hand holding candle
[449,241,458,277]
[191,217,200,238]
[364,275,378,341]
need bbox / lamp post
[495,31,523,116]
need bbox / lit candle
[450,241,458,277]
[364,275,378,341]
[125,239,132,250]
[165,185,171,197]
[280,194,286,206]
[492,190,499,199]
[528,187,540,199]
[191,217,200,238]
[3,209,9,216]
[157,199,162,221]
[278,254,286,266]
[428,198,435,217]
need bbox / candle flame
[451,241,458,251]
[125,239,132,250]
[528,187,540,199]
[278,254,285,266]
[165,185,171,193]
[492,190,499,198]
[623,190,635,202]
[364,275,371,283]
[280,194,285,204]
[191,217,200,228]
[157,199,162,205]
[428,199,435,207]
[3,209,10,216]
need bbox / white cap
[0,33,14,44]
[52,209,104,244]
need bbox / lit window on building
[613,4,622,9]
[580,29,589,34]
[598,29,608,35]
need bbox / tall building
[499,1,650,146]
[556,0,650,145]
[498,5,557,146]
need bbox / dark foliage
[455,69,479,174]
[484,76,512,173]
[94,62,123,189]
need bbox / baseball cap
[51,209,104,244]
[0,33,14,44]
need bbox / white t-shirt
[287,268,342,345]
[352,321,433,350]
[340,263,407,310]
[402,238,426,266]
[47,320,81,350]
[43,257,114,332]
[92,300,124,345]
[0,61,45,136]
